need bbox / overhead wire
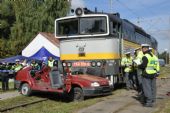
[115,0,156,27]
[134,0,166,31]
[114,0,169,36]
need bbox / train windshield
[56,16,107,36]
[80,17,107,34]
[57,18,78,36]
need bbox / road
[77,77,170,113]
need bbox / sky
[70,0,170,53]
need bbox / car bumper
[83,86,111,96]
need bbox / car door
[33,66,51,89]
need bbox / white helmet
[125,52,131,55]
[15,59,20,62]
[141,44,150,47]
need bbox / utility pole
[110,0,113,13]
[137,17,140,26]
[169,16,170,55]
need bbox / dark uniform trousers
[142,76,156,103]
[1,72,9,91]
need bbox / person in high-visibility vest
[12,59,23,72]
[30,60,40,78]
[12,59,23,89]
[48,57,55,68]
[121,52,133,90]
[139,44,160,107]
[133,47,144,94]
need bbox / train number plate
[72,62,91,67]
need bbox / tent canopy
[22,32,60,58]
[0,55,28,63]
[29,47,59,61]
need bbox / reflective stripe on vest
[145,53,158,74]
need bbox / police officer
[133,47,144,94]
[12,59,23,89]
[48,57,55,68]
[121,52,133,90]
[30,60,40,70]
[12,59,23,72]
[139,44,160,107]
[1,62,9,91]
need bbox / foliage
[0,0,69,58]
[158,51,169,64]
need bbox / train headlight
[97,61,102,67]
[91,82,100,87]
[75,7,83,16]
[91,61,96,67]
[67,62,72,67]
[62,63,66,67]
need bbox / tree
[158,51,169,64]
[0,0,70,58]
[9,0,69,55]
[0,0,15,39]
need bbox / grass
[157,65,170,78]
[154,99,170,113]
[160,100,170,113]
[0,89,125,113]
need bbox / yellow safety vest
[13,64,23,72]
[136,51,144,65]
[145,53,160,74]
[121,56,133,73]
[48,60,54,68]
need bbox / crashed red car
[15,64,111,101]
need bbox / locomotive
[55,8,157,87]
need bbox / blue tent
[0,55,28,63]
[29,47,59,61]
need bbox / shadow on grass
[30,91,71,102]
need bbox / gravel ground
[0,91,20,100]
[77,77,170,113]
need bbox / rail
[0,98,48,112]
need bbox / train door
[109,20,122,86]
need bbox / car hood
[73,74,109,85]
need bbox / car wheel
[69,87,84,101]
[21,83,32,96]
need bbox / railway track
[0,98,48,112]
[0,77,169,113]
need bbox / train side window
[131,32,136,42]
[110,21,121,37]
